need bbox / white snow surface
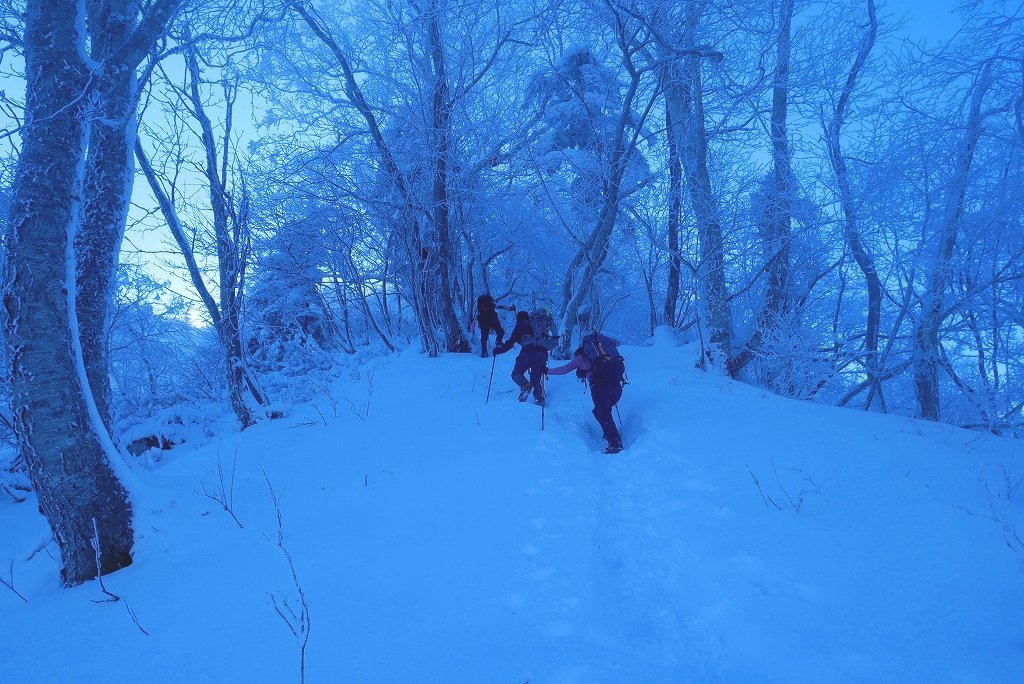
[3,334,1023,682]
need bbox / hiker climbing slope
[547,331,626,454]
[476,293,513,358]
[493,309,558,405]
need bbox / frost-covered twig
[199,451,244,528]
[90,518,120,603]
[264,473,311,684]
[1,560,28,603]
[88,519,150,634]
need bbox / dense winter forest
[0,0,1022,589]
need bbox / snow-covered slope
[3,331,1023,683]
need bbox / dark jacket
[493,319,538,355]
[477,294,496,318]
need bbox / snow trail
[2,339,1023,682]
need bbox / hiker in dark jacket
[476,293,513,358]
[548,346,624,454]
[493,310,548,405]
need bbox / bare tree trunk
[914,64,993,420]
[426,1,470,353]
[75,0,182,434]
[662,17,734,370]
[826,0,881,406]
[4,0,132,587]
[663,106,683,326]
[729,0,794,376]
[183,45,259,427]
[77,3,135,433]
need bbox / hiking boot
[480,351,488,358]
[518,385,533,402]
[534,397,545,407]
[603,443,623,454]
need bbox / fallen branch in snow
[264,472,311,684]
[1,560,28,602]
[199,451,244,529]
[25,537,52,563]
[1,481,27,503]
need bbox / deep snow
[2,331,1023,683]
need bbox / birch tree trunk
[913,64,993,420]
[76,0,182,433]
[4,0,133,587]
[77,1,137,434]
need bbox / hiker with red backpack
[493,308,558,406]
[547,331,626,454]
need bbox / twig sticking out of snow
[264,472,311,684]
[88,519,150,635]
[746,465,782,510]
[1,560,29,602]
[90,518,121,603]
[199,451,244,529]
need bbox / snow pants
[512,346,548,401]
[591,381,623,448]
[478,313,504,355]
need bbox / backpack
[521,308,558,350]
[581,332,626,385]
[476,294,495,316]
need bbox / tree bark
[664,106,683,326]
[426,1,470,352]
[826,0,881,406]
[729,0,795,377]
[914,64,993,420]
[184,46,258,427]
[77,0,138,434]
[76,0,183,433]
[661,8,734,370]
[4,0,133,587]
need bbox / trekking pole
[615,405,624,433]
[541,374,546,431]
[485,354,496,404]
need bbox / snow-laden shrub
[247,222,340,375]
